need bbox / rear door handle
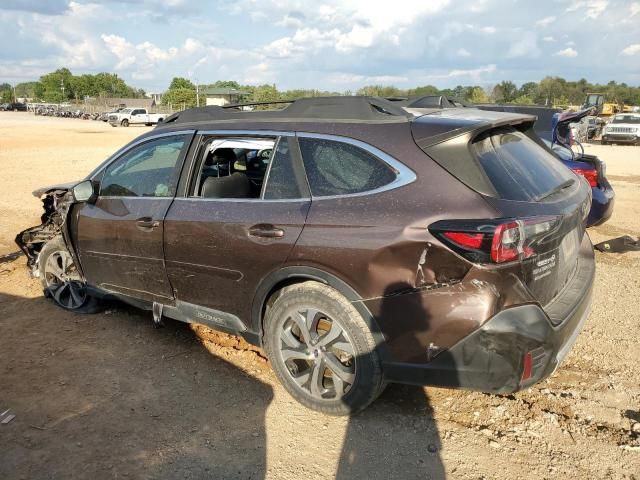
[248,224,285,239]
[136,217,159,230]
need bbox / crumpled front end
[15,188,74,276]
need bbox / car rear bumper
[382,240,595,393]
[588,184,615,226]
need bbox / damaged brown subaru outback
[16,97,595,415]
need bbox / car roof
[157,96,413,128]
[148,97,537,154]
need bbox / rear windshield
[471,127,576,201]
[612,115,640,124]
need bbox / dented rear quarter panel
[286,122,509,364]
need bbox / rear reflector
[572,167,598,188]
[521,351,533,381]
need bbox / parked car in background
[99,108,124,122]
[17,97,595,414]
[0,102,27,111]
[543,139,614,226]
[551,108,615,226]
[601,113,640,145]
[108,108,165,127]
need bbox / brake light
[430,216,560,264]
[491,221,534,263]
[443,231,484,249]
[572,167,598,187]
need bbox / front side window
[298,138,397,197]
[101,135,188,197]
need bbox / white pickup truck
[108,108,165,127]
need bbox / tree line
[0,68,145,103]
[161,77,640,110]
[2,68,640,108]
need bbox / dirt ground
[0,112,639,480]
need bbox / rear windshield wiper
[535,179,575,202]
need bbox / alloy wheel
[43,250,87,309]
[278,308,356,400]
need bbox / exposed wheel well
[260,276,324,335]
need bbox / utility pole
[196,81,200,107]
[60,79,65,101]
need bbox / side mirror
[72,180,97,204]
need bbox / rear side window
[471,127,576,201]
[263,138,304,199]
[298,138,396,196]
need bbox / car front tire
[263,281,385,415]
[38,236,100,313]
[121,119,129,127]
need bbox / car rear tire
[121,119,129,127]
[38,236,100,314]
[263,281,385,415]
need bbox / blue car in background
[479,103,615,226]
[542,138,615,226]
[549,109,615,226]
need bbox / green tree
[0,83,12,102]
[468,87,489,104]
[512,95,535,105]
[163,87,197,110]
[492,80,518,103]
[210,80,241,89]
[406,85,439,97]
[169,77,196,90]
[518,82,538,99]
[250,84,281,109]
[537,76,565,106]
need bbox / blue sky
[0,0,639,93]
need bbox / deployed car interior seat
[201,172,251,198]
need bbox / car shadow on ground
[336,282,451,480]
[0,292,272,479]
[0,282,451,480]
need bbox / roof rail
[159,96,412,126]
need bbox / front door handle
[136,217,159,231]
[248,224,285,239]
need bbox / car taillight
[430,216,561,264]
[442,231,484,249]
[572,167,598,187]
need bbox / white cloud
[621,44,640,56]
[631,2,640,16]
[276,13,305,28]
[535,16,556,27]
[457,48,471,56]
[101,34,136,69]
[480,26,496,33]
[507,32,540,58]
[554,47,578,57]
[328,73,409,84]
[543,36,555,42]
[446,64,496,79]
[565,0,608,19]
